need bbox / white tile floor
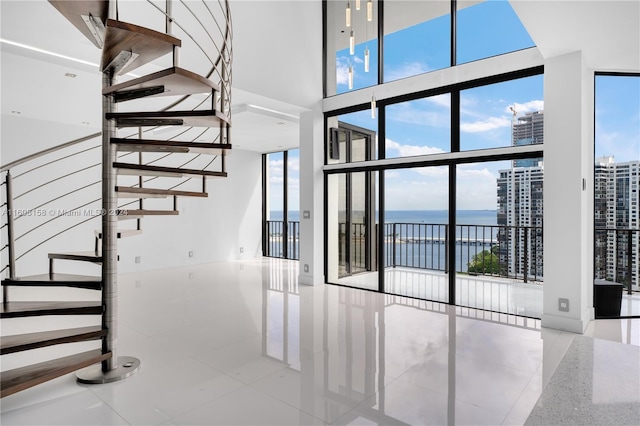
[337,267,640,318]
[1,258,639,425]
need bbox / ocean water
[266,210,501,272]
[268,210,498,225]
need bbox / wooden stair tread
[118,210,179,220]
[111,138,232,155]
[48,1,108,49]
[1,349,111,398]
[107,109,230,128]
[0,302,103,319]
[1,326,106,355]
[114,162,227,178]
[2,274,102,290]
[103,67,220,100]
[102,19,181,75]
[48,251,102,263]
[115,186,208,198]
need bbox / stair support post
[76,69,140,385]
[4,171,16,302]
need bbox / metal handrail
[0,132,101,172]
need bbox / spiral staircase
[0,0,232,397]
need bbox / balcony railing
[264,220,299,260]
[383,223,543,282]
[595,228,639,294]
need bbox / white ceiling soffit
[511,0,640,70]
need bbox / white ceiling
[1,0,638,162]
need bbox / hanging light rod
[367,0,373,21]
[346,1,351,27]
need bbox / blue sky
[270,1,639,214]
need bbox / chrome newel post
[77,69,140,385]
[102,69,118,372]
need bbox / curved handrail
[0,132,101,172]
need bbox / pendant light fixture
[346,1,351,27]
[371,94,376,119]
[367,0,373,21]
[348,65,354,89]
[349,30,355,55]
[364,47,370,72]
[356,0,361,11]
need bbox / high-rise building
[594,157,640,289]
[497,165,544,280]
[512,110,544,167]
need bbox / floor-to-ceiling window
[594,73,640,318]
[323,0,544,318]
[263,149,300,260]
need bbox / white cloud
[387,102,449,128]
[336,56,350,85]
[460,116,511,133]
[385,61,429,82]
[414,166,448,177]
[386,138,445,157]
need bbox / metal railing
[595,228,639,295]
[264,221,300,260]
[383,223,543,282]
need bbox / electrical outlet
[135,280,141,288]
[559,298,569,312]
[304,264,309,273]
[189,272,194,279]
[135,256,141,264]
[188,251,194,258]
[239,247,244,253]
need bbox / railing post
[444,224,449,273]
[627,229,633,295]
[523,228,529,283]
[4,171,16,302]
[392,223,396,267]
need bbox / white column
[298,106,325,285]
[543,50,594,333]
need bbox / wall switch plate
[135,256,141,264]
[240,247,244,253]
[304,264,309,273]
[188,251,194,258]
[559,298,569,312]
[303,210,311,219]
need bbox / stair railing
[1,0,232,285]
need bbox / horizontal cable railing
[595,228,639,294]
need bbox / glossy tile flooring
[1,258,639,425]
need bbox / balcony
[264,222,640,318]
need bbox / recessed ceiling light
[65,72,77,78]
[11,110,21,114]
[277,122,285,125]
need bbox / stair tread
[115,186,208,198]
[1,326,106,355]
[49,1,108,49]
[1,349,111,398]
[0,302,103,319]
[103,67,220,99]
[2,273,102,290]
[102,19,181,75]
[111,138,231,155]
[107,109,230,127]
[48,251,102,262]
[114,162,227,178]
[118,210,179,220]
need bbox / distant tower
[512,110,544,168]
